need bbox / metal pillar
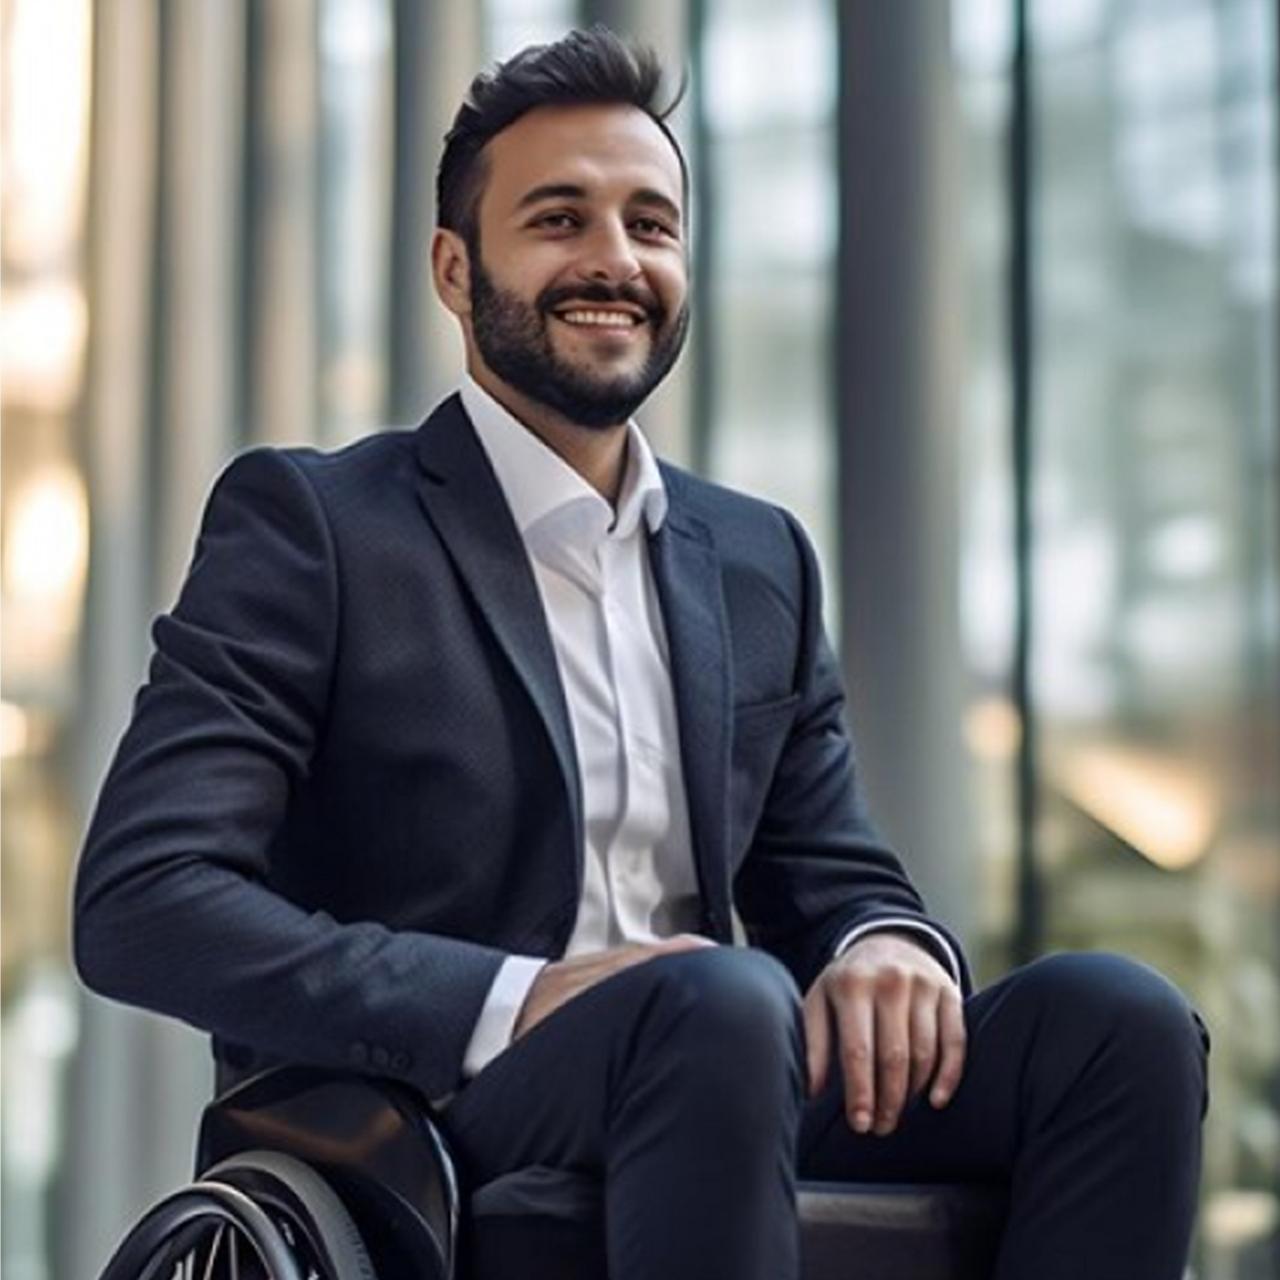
[835,3,974,942]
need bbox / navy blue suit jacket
[74,394,967,1101]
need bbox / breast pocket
[728,692,802,865]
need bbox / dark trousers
[442,948,1209,1280]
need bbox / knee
[1023,952,1209,1097]
[643,946,805,1078]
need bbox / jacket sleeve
[733,510,972,996]
[73,448,507,1100]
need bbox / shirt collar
[459,374,668,547]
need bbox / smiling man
[435,95,691,479]
[75,28,1209,1280]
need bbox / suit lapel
[648,492,735,942]
[412,398,734,941]
[412,396,584,869]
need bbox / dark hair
[436,26,688,240]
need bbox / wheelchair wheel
[98,1150,374,1280]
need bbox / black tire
[97,1180,303,1280]
[201,1149,377,1280]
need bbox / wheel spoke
[199,1224,226,1280]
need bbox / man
[75,28,1208,1280]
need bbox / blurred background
[1,0,1275,1276]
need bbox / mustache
[537,280,664,323]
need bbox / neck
[468,362,630,505]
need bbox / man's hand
[803,932,965,1136]
[514,934,717,1040]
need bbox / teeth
[559,309,641,327]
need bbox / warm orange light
[3,464,90,606]
[0,281,89,412]
[1,701,30,759]
[964,696,1023,761]
[1204,1189,1279,1248]
[1053,742,1218,870]
[3,0,93,262]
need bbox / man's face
[458,103,689,429]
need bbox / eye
[531,211,580,232]
[631,215,676,240]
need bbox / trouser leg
[442,946,807,1280]
[799,952,1210,1280]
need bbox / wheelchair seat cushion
[467,1166,1006,1280]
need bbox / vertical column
[835,4,974,940]
[62,5,163,1275]
[1008,0,1040,965]
[243,0,319,444]
[156,0,245,604]
[318,0,394,446]
[143,0,246,1223]
[388,0,483,420]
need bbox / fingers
[819,946,966,1137]
[872,967,912,1135]
[930,985,967,1108]
[586,934,717,986]
[803,986,831,1097]
[833,973,876,1134]
[658,933,719,953]
[907,985,941,1100]
[515,937,721,1040]
[611,933,715,977]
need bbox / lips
[539,280,660,333]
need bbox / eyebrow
[515,183,682,226]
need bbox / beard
[468,247,689,430]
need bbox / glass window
[486,0,576,62]
[318,0,394,444]
[953,0,1020,971]
[957,0,1278,1270]
[1,2,95,1278]
[700,0,838,622]
[1030,2,1278,1270]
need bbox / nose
[574,216,642,284]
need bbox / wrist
[842,930,947,974]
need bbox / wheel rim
[99,1185,306,1280]
[149,1211,336,1280]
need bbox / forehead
[479,102,684,218]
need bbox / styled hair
[436,26,688,240]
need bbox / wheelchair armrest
[197,1065,458,1280]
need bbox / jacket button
[371,1045,390,1070]
[348,1041,369,1067]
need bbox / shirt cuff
[833,919,962,988]
[462,954,548,1079]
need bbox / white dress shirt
[456,376,957,1079]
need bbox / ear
[432,228,472,317]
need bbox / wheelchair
[96,1065,1007,1280]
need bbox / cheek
[652,257,689,316]
[478,239,566,300]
